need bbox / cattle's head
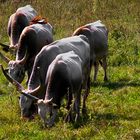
[37,98,58,127]
[19,93,34,119]
[8,60,25,83]
[0,64,40,119]
[8,51,28,83]
[19,86,41,119]
[37,98,53,124]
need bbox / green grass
[0,0,140,139]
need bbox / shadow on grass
[71,111,140,129]
[93,112,136,121]
[65,113,90,129]
[91,79,140,91]
[92,112,140,129]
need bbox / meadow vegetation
[0,0,140,139]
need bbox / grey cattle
[73,20,108,81]
[8,19,53,83]
[8,5,37,49]
[37,51,85,127]
[19,35,90,119]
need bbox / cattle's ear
[45,98,53,103]
[37,99,44,105]
[43,98,53,106]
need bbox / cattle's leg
[94,61,99,81]
[65,88,73,122]
[74,90,81,122]
[101,57,108,81]
[66,88,72,110]
[47,108,58,127]
[82,76,90,114]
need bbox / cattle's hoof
[75,114,80,122]
[29,115,35,120]
[65,114,72,123]
[104,77,108,82]
[45,122,54,128]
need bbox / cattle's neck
[45,74,68,108]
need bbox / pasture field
[0,0,140,139]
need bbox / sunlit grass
[0,0,140,139]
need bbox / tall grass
[0,0,140,139]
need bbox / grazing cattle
[0,64,39,119]
[1,35,90,119]
[7,5,37,49]
[8,17,53,83]
[18,35,90,119]
[37,51,85,127]
[73,20,108,81]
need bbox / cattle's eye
[9,64,12,67]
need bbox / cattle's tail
[30,15,48,25]
[72,26,90,36]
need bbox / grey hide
[73,20,108,81]
[8,22,53,83]
[37,51,88,126]
[8,5,37,48]
[20,35,90,119]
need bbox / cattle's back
[30,23,53,37]
[45,51,83,103]
[49,35,90,63]
[89,26,108,59]
[16,5,37,20]
[28,35,90,91]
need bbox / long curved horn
[0,64,24,91]
[9,45,18,50]
[21,85,41,100]
[21,91,40,100]
[0,42,10,52]
[18,49,28,65]
[28,85,41,96]
[44,98,53,104]
[0,52,10,63]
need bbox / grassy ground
[0,0,140,139]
